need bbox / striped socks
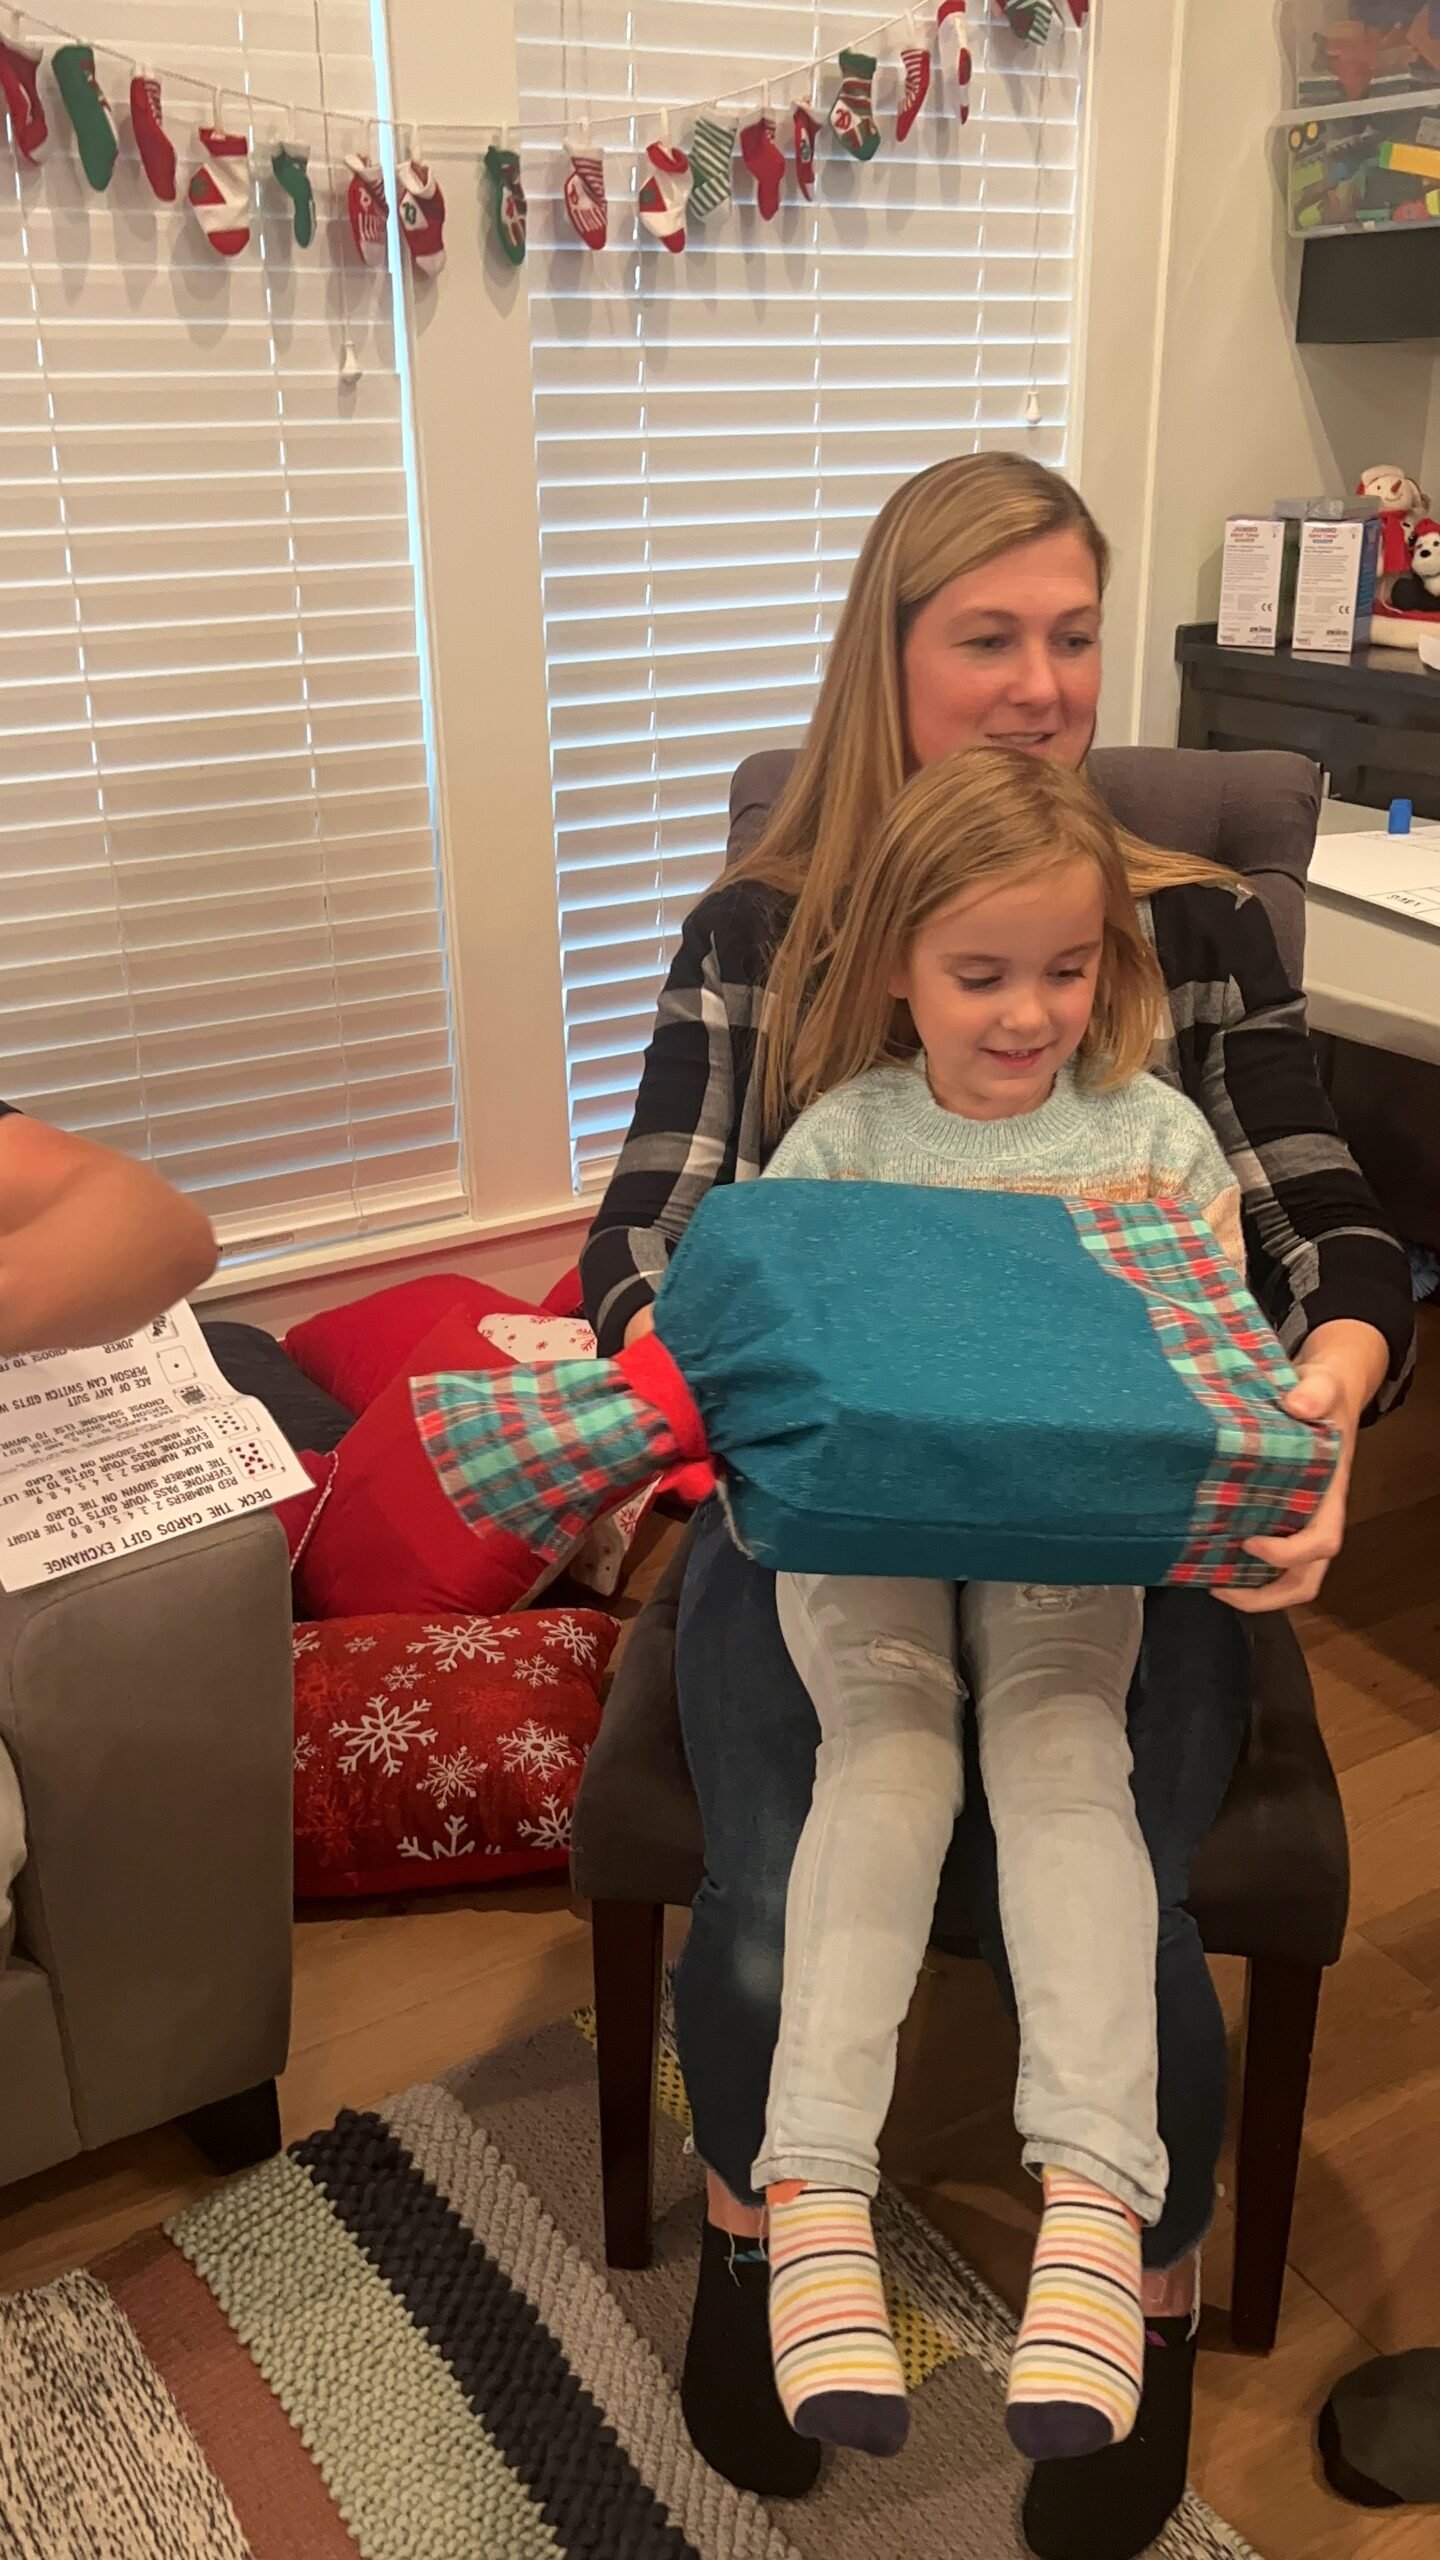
[1006,2169,1144,2459]
[766,2182,908,2457]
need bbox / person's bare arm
[0,1115,217,1354]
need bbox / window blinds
[0,0,460,1264]
[517,3,1085,1188]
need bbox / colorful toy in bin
[1291,4,1440,104]
[1377,133,1440,176]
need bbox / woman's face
[901,527,1103,772]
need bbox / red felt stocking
[637,139,691,252]
[563,142,607,248]
[130,75,176,203]
[0,33,48,163]
[897,36,932,143]
[347,154,390,266]
[792,100,821,200]
[938,0,973,122]
[740,111,786,220]
[188,129,251,257]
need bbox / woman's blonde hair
[734,452,1233,1129]
[768,749,1166,1123]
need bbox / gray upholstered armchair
[571,746,1348,2358]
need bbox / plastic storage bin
[1283,91,1440,235]
[1292,4,1440,108]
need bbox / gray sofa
[0,1510,294,2191]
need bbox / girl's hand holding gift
[1225,1318,1388,1613]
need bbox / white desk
[1304,807,1440,1067]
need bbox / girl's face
[891,854,1106,1121]
[901,528,1103,773]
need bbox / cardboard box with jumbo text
[1218,518,1299,651]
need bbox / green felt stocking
[830,51,880,163]
[272,142,315,248]
[485,143,527,266]
[53,44,118,191]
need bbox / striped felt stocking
[896,20,932,142]
[688,113,737,221]
[996,0,1060,41]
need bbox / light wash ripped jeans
[753,1573,1166,2227]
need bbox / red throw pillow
[284,1274,537,1415]
[293,1310,565,1620]
[292,1608,617,1896]
[543,1265,585,1318]
[275,1451,332,1561]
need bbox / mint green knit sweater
[766,1061,1245,1275]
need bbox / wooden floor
[0,1305,1436,2560]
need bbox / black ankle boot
[679,2220,823,2499]
[1022,2316,1197,2560]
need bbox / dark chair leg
[1230,1957,1324,2353]
[178,2077,282,2176]
[591,1897,664,2270]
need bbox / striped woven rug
[0,2014,1264,2560]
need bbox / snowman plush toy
[1359,462,1429,588]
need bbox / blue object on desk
[1389,798,1413,835]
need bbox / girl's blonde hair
[733,452,1233,1129]
[767,749,1168,1125]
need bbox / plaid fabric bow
[412,1330,714,1571]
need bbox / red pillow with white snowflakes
[290,1608,618,1897]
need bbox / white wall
[1081,0,1437,748]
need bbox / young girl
[751,747,1244,2470]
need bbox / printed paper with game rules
[0,1305,309,1590]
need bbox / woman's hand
[1219,1319,1389,1614]
[624,1302,657,1349]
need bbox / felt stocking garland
[792,100,821,199]
[0,32,49,163]
[689,112,737,222]
[129,74,175,201]
[53,44,117,191]
[937,0,973,121]
[740,111,786,220]
[188,128,251,255]
[346,153,389,265]
[271,140,314,247]
[484,143,527,265]
[897,23,932,143]
[830,50,880,161]
[637,138,691,252]
[397,159,445,274]
[563,142,607,248]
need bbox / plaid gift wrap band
[1068,1199,1342,1585]
[412,1329,710,1569]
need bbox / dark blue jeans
[672,1503,1251,2269]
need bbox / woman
[580,456,1414,2560]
